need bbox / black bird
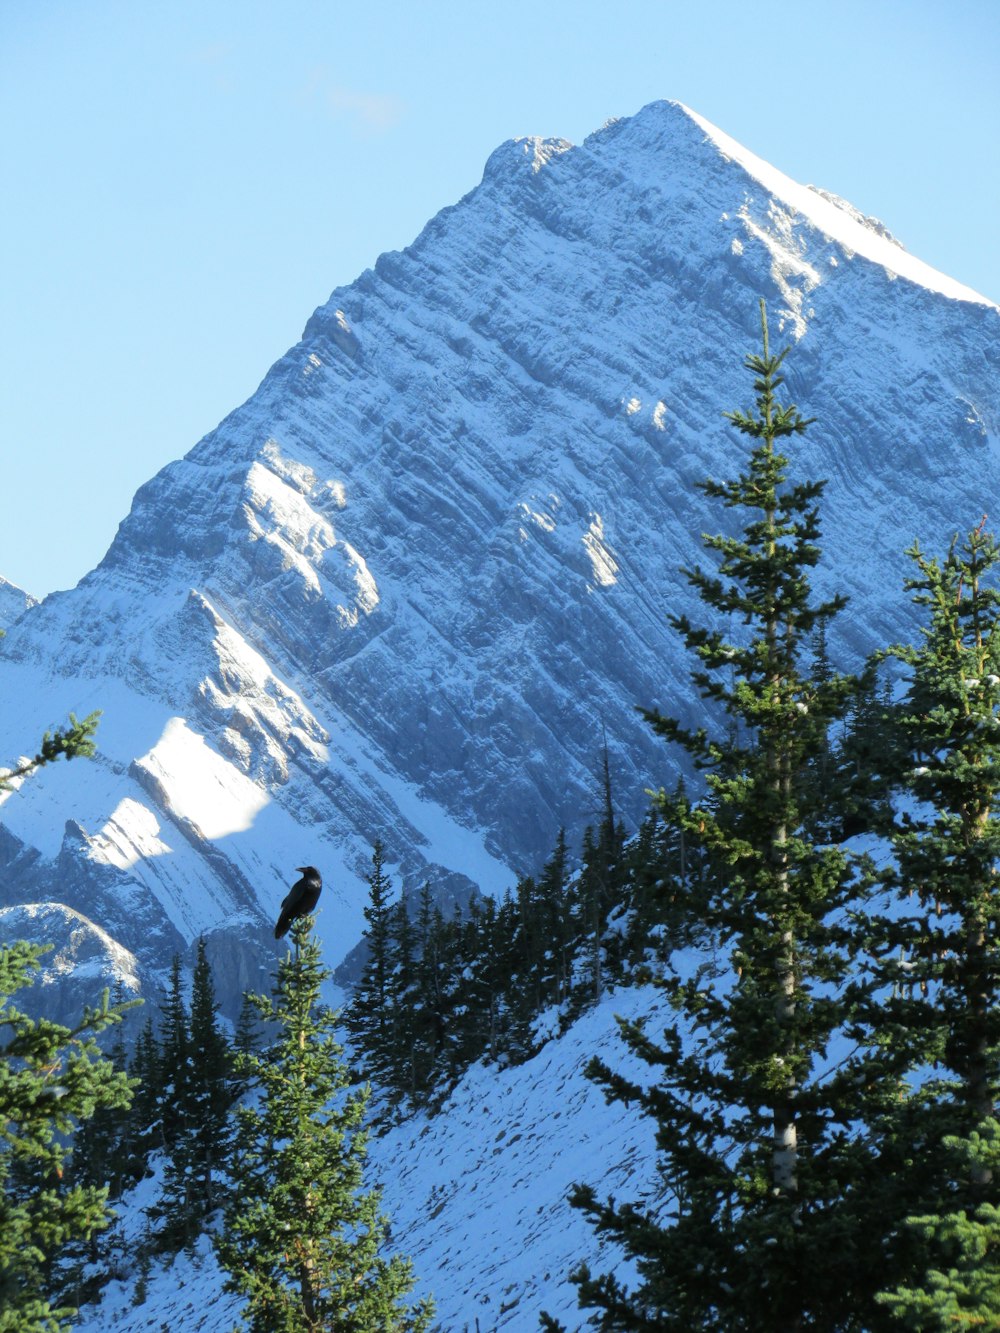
[274,865,322,939]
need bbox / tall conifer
[344,842,397,1092]
[560,302,895,1330]
[216,917,432,1332]
[870,521,1000,1313]
[0,942,134,1332]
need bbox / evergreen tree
[215,916,433,1332]
[159,939,233,1248]
[68,984,133,1201]
[145,943,236,1252]
[146,954,192,1250]
[0,941,135,1333]
[560,302,896,1330]
[344,842,398,1093]
[618,783,710,974]
[185,938,232,1218]
[536,828,573,1007]
[453,894,512,1065]
[867,522,1000,1308]
[384,895,418,1106]
[410,883,451,1098]
[123,1015,161,1183]
[156,954,189,1151]
[876,1119,1000,1329]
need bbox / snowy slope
[73,984,667,1332]
[0,98,997,1017]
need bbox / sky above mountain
[3,0,998,600]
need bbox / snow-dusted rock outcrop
[0,575,36,631]
[0,99,997,1013]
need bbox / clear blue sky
[3,0,998,599]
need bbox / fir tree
[142,943,237,1252]
[344,842,398,1093]
[185,938,232,1219]
[216,915,432,1332]
[0,941,135,1333]
[885,522,1000,1139]
[146,955,192,1250]
[876,1120,1000,1329]
[154,940,233,1251]
[384,895,418,1106]
[866,521,1000,1309]
[156,954,189,1150]
[561,302,896,1330]
[68,984,133,1202]
[453,894,513,1065]
[124,1014,161,1183]
[537,828,573,1007]
[410,883,451,1098]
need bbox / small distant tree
[216,916,433,1332]
[0,942,135,1333]
[185,938,232,1217]
[151,942,233,1251]
[343,842,397,1093]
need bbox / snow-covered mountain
[1,99,997,1016]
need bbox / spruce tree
[876,1119,1000,1329]
[560,302,895,1330]
[124,1015,161,1183]
[215,916,432,1333]
[146,954,192,1250]
[0,941,135,1333]
[185,938,232,1220]
[385,896,418,1106]
[156,954,189,1149]
[68,985,132,1202]
[153,940,234,1251]
[537,829,573,1007]
[411,883,450,1097]
[344,842,397,1093]
[869,521,1000,1311]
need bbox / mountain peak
[1,97,996,1030]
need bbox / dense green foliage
[0,942,135,1333]
[70,941,239,1257]
[342,785,702,1113]
[865,523,1000,1317]
[215,917,432,1332]
[550,302,908,1331]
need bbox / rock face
[0,576,36,631]
[0,100,997,1018]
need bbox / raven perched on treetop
[274,866,322,939]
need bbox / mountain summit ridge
[0,98,996,1016]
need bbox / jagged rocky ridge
[0,99,997,1015]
